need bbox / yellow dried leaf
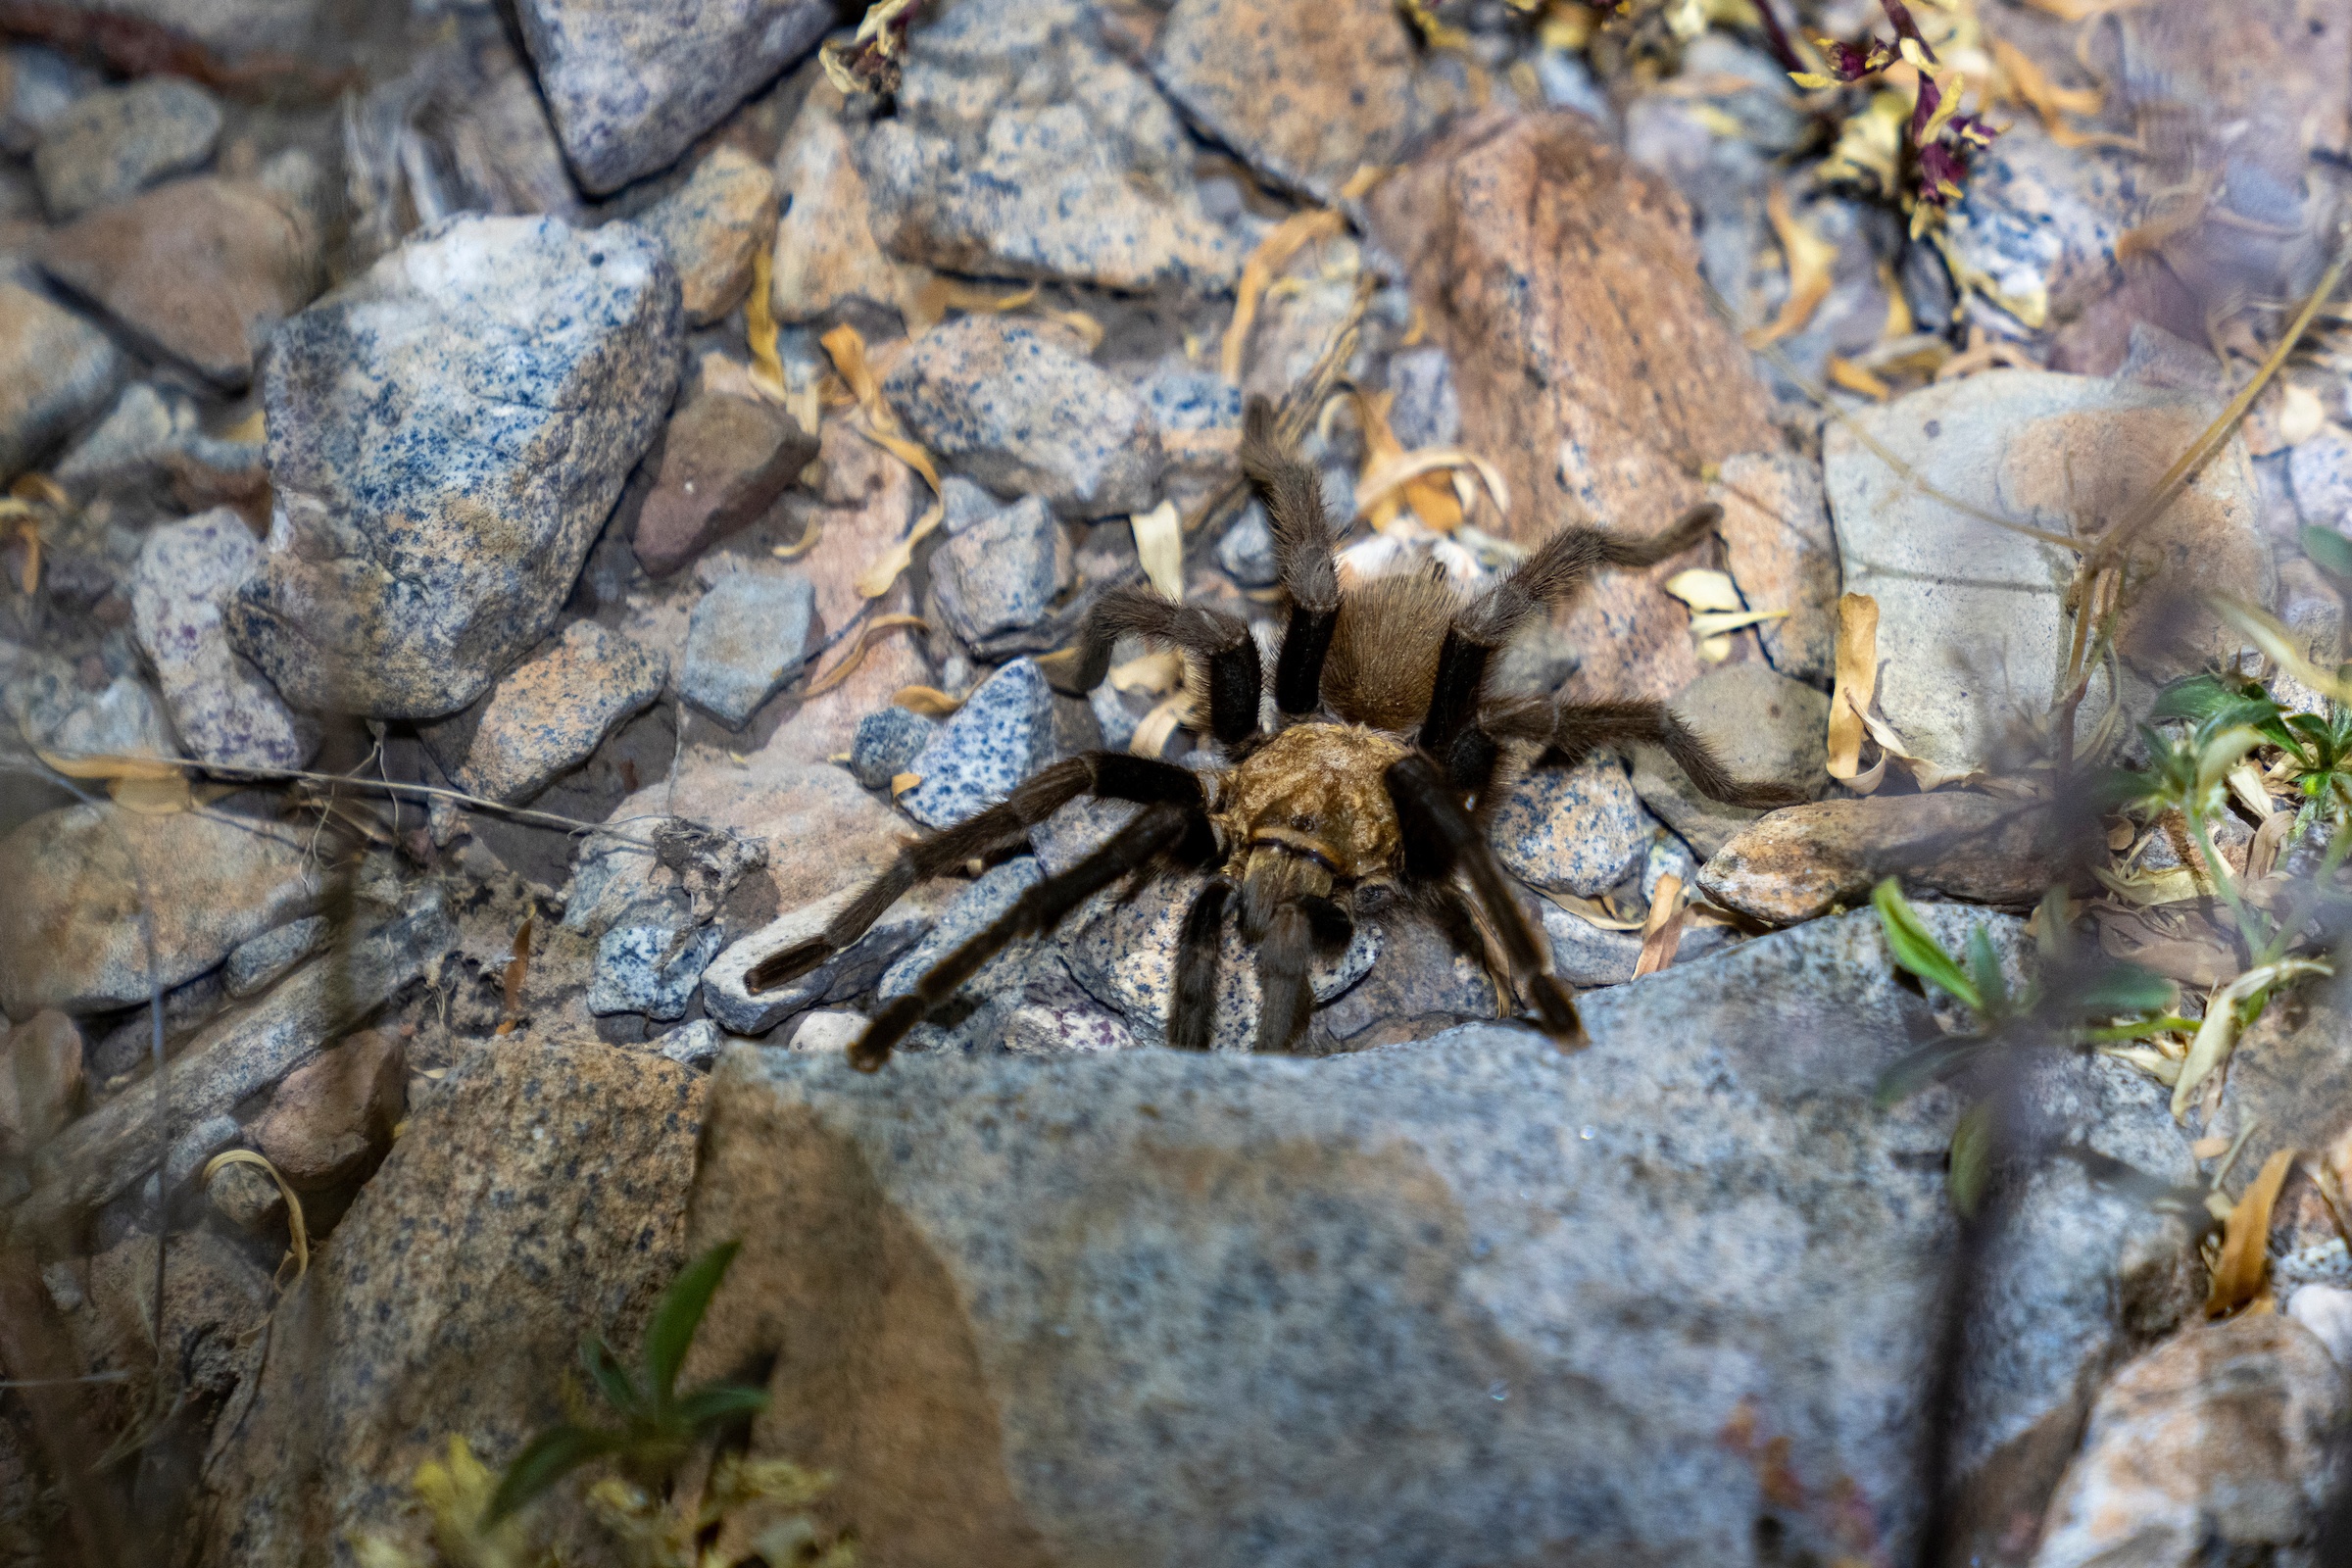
[1131,693,1190,759]
[1748,184,1839,348]
[1039,307,1105,353]
[892,684,963,717]
[905,277,1038,335]
[1988,36,2102,143]
[1828,357,1893,401]
[1633,874,1687,978]
[747,245,789,400]
[1354,446,1509,532]
[889,771,921,798]
[34,748,186,782]
[2207,1147,2296,1317]
[2278,383,2327,449]
[1827,593,1880,782]
[109,772,196,814]
[220,408,268,445]
[1131,500,1185,601]
[203,1149,309,1284]
[820,322,884,413]
[1222,209,1347,381]
[1109,649,1184,696]
[822,322,950,600]
[1688,608,1789,639]
[1663,569,1743,613]
[2173,959,2332,1121]
[803,612,929,698]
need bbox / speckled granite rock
[222,914,327,999]
[514,0,830,194]
[1058,872,1381,1051]
[876,857,1051,1052]
[131,507,317,770]
[228,215,680,719]
[630,385,816,577]
[590,916,726,1022]
[678,564,816,728]
[1628,662,1830,859]
[1710,451,1839,684]
[1937,122,2133,335]
[1000,960,1138,1055]
[1213,498,1279,586]
[418,618,664,803]
[930,494,1071,655]
[1540,900,1733,988]
[898,657,1056,828]
[702,879,949,1036]
[769,85,916,326]
[848,703,936,791]
[55,379,197,488]
[1,651,174,759]
[1697,793,2054,925]
[32,76,220,220]
[633,144,776,325]
[884,317,1161,518]
[0,803,320,1017]
[83,0,327,59]
[248,1027,404,1190]
[2030,1315,2346,1568]
[0,1008,83,1150]
[858,0,1239,292]
[684,903,2197,1568]
[0,279,121,477]
[1826,371,2271,776]
[1488,756,1648,897]
[190,1040,706,1568]
[1152,0,1445,203]
[1028,794,1137,876]
[38,176,318,388]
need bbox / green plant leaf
[645,1241,742,1404]
[2063,960,2177,1017]
[2303,523,2352,578]
[1873,879,1981,1013]
[2150,673,2239,724]
[1947,1101,1994,1219]
[669,1382,773,1433]
[582,1334,644,1420]
[1965,925,2009,1017]
[483,1424,631,1525]
[1874,1034,1990,1107]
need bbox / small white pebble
[791,1010,866,1054]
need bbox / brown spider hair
[752,397,1798,1069]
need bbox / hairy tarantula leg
[1250,895,1352,1053]
[1488,698,1806,811]
[1384,754,1584,1045]
[745,753,1207,993]
[853,802,1200,1071]
[1241,396,1340,719]
[1169,878,1233,1051]
[1419,504,1724,763]
[1048,584,1263,745]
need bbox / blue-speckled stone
[226,214,680,719]
[702,879,949,1035]
[1213,498,1278,586]
[1058,872,1380,1052]
[849,705,937,791]
[1138,365,1243,433]
[131,506,317,770]
[857,0,1239,293]
[32,77,220,220]
[878,857,1047,1052]
[419,618,665,802]
[223,914,328,999]
[690,905,2197,1568]
[678,564,816,729]
[900,658,1055,829]
[1386,345,1459,449]
[1488,756,1648,897]
[1029,795,1138,875]
[632,144,776,325]
[589,916,726,1021]
[885,317,1163,519]
[931,495,1072,655]
[514,0,830,194]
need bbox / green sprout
[485,1241,769,1527]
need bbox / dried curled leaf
[1633,874,1687,978]
[2207,1147,2296,1317]
[202,1149,310,1285]
[803,613,930,699]
[495,915,532,1036]
[1131,693,1190,759]
[821,323,949,600]
[1222,209,1346,381]
[1131,500,1184,602]
[2172,959,2332,1121]
[892,684,963,717]
[1747,184,1838,347]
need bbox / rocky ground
[2,0,2352,1564]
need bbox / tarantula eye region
[1246,826,1344,874]
[746,940,834,993]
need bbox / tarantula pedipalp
[749,398,1801,1070]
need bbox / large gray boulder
[684,906,2200,1567]
[227,215,680,719]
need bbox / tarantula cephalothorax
[749,399,1801,1070]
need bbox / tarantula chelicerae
[751,400,1799,1070]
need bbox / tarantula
[750,400,1799,1070]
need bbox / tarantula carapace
[750,399,1800,1070]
